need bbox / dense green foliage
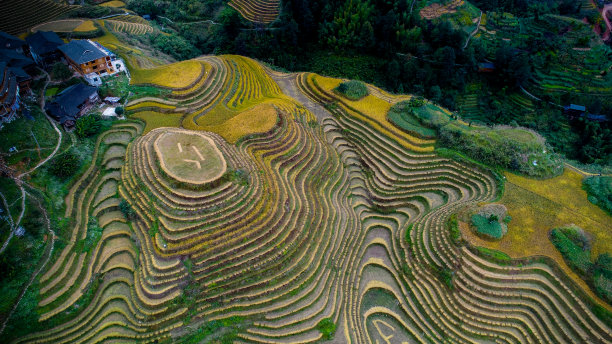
[475,246,512,263]
[447,214,462,245]
[124,0,610,166]
[316,318,337,340]
[334,80,369,100]
[583,176,612,215]
[48,150,80,179]
[51,62,72,81]
[550,226,612,303]
[432,264,454,290]
[389,98,561,176]
[438,123,562,177]
[550,226,592,276]
[471,214,504,239]
[74,114,103,139]
[387,100,438,139]
[119,199,136,220]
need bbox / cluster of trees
[124,0,609,166]
[471,0,581,16]
[583,176,612,215]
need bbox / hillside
[0,0,611,343]
[1,50,611,342]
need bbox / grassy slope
[460,168,612,310]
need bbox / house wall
[77,93,99,117]
[66,56,114,76]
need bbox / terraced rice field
[420,0,464,20]
[228,0,280,23]
[0,0,75,35]
[100,1,126,7]
[105,20,153,35]
[31,20,87,33]
[8,56,612,343]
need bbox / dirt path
[0,68,61,335]
[0,191,55,335]
[18,69,62,179]
[463,11,483,50]
[0,187,25,255]
[564,162,612,177]
[268,72,333,122]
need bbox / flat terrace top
[154,129,227,185]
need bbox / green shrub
[51,62,72,81]
[438,124,563,178]
[432,264,454,290]
[409,96,425,108]
[476,246,512,263]
[412,104,450,128]
[549,227,592,277]
[75,114,103,139]
[334,80,369,100]
[387,101,437,139]
[447,214,461,244]
[583,176,612,215]
[119,199,136,220]
[471,214,504,239]
[316,318,336,340]
[49,150,80,179]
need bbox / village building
[0,31,27,54]
[45,83,98,128]
[564,104,587,120]
[0,62,20,125]
[26,31,64,67]
[58,39,125,86]
[478,62,495,73]
[0,48,36,74]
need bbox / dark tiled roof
[568,104,586,112]
[46,83,97,121]
[0,49,35,69]
[9,66,31,83]
[0,62,18,111]
[26,31,63,56]
[0,31,25,50]
[59,40,106,65]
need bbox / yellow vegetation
[461,168,612,310]
[74,20,96,32]
[197,103,278,144]
[126,101,176,111]
[92,22,139,53]
[171,62,212,95]
[130,60,204,88]
[313,74,435,150]
[100,0,126,7]
[132,111,183,134]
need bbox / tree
[578,121,611,164]
[51,62,72,81]
[115,106,124,116]
[74,114,102,138]
[429,85,442,103]
[319,0,375,52]
[49,150,80,179]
